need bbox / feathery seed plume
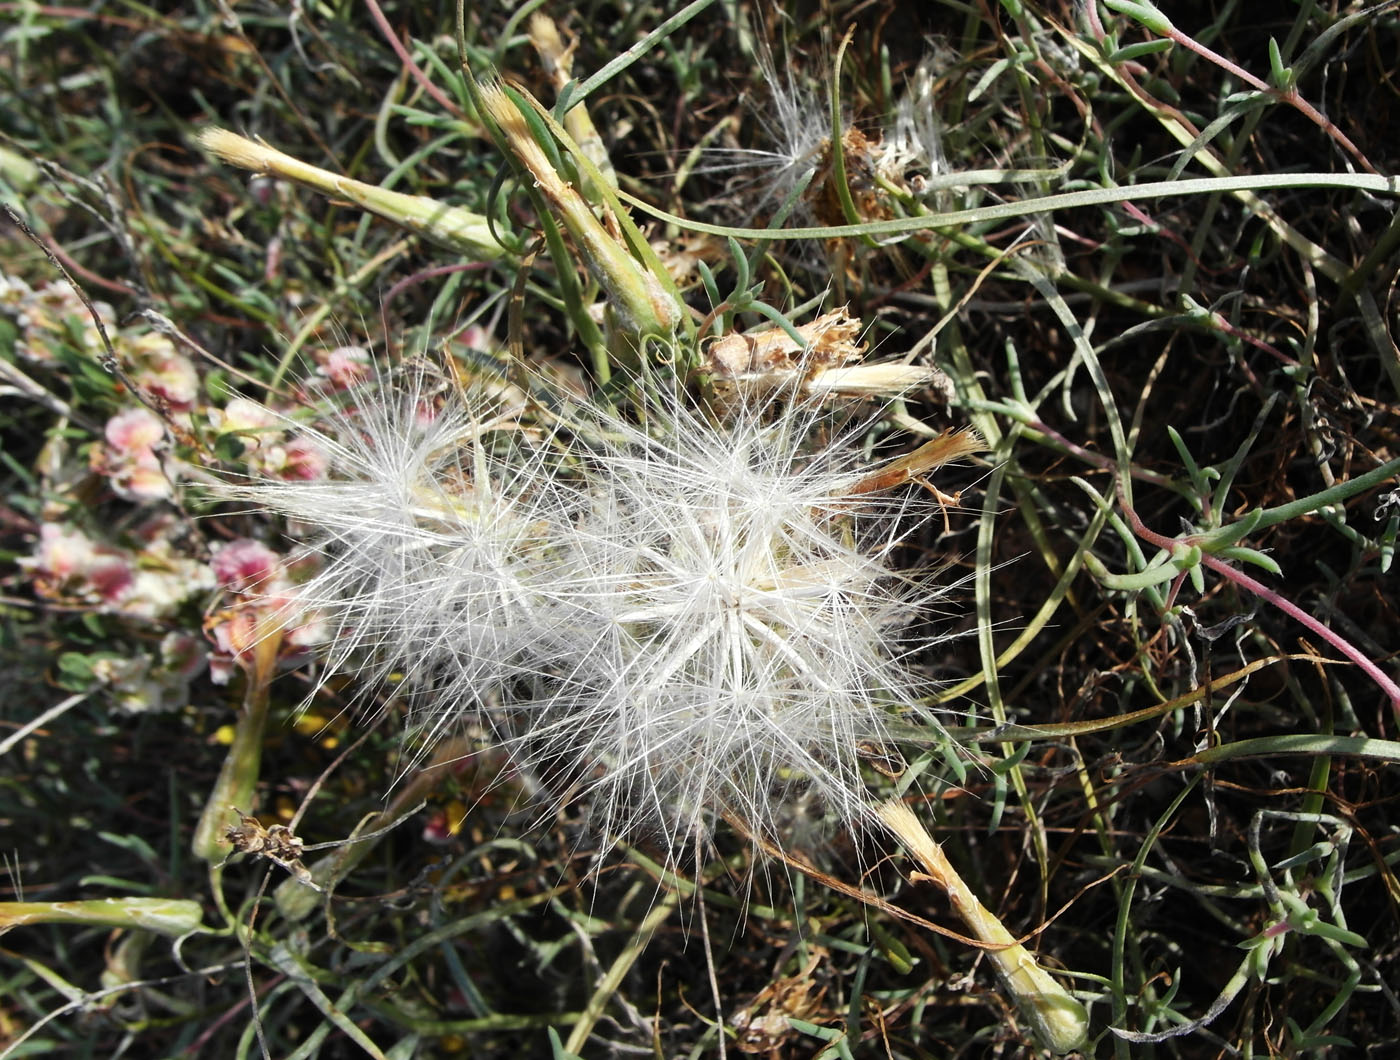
[215,366,1088,1052]
[516,388,964,856]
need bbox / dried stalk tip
[476,81,677,338]
[196,127,502,261]
[527,12,617,193]
[198,126,280,174]
[844,427,986,499]
[706,308,949,400]
[803,362,952,398]
[876,799,1090,1054]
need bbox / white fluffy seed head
[219,370,967,867]
[512,389,959,860]
[688,31,832,220]
[213,372,563,755]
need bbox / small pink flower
[249,175,277,208]
[118,462,171,502]
[218,397,280,439]
[87,553,136,602]
[205,538,325,681]
[97,408,172,502]
[267,435,328,481]
[160,632,208,682]
[17,281,117,360]
[412,398,439,430]
[204,586,316,684]
[264,234,284,283]
[316,345,373,390]
[23,524,133,606]
[105,408,165,453]
[30,523,96,582]
[24,521,211,619]
[212,538,283,592]
[207,652,238,685]
[122,564,214,619]
[450,324,492,352]
[420,807,455,845]
[93,632,207,713]
[283,607,329,650]
[129,333,199,412]
[206,606,261,683]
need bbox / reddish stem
[1118,481,1400,718]
[1164,27,1379,177]
[44,237,145,300]
[1023,414,1178,491]
[363,0,465,120]
[1199,552,1400,715]
[380,261,491,311]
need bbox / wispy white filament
[524,393,951,855]
[217,376,561,755]
[222,373,961,862]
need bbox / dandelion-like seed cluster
[534,395,949,853]
[221,377,558,750]
[702,38,946,226]
[224,371,962,862]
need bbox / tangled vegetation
[2,2,1399,1057]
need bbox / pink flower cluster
[21,527,328,693]
[89,632,207,714]
[22,518,215,620]
[309,344,374,392]
[205,538,325,684]
[212,397,329,481]
[126,331,200,413]
[0,276,199,413]
[3,264,368,705]
[1,275,115,365]
[93,407,171,502]
[0,273,211,502]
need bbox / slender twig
[0,690,94,757]
[363,0,466,119]
[1118,485,1400,717]
[1161,22,1378,176]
